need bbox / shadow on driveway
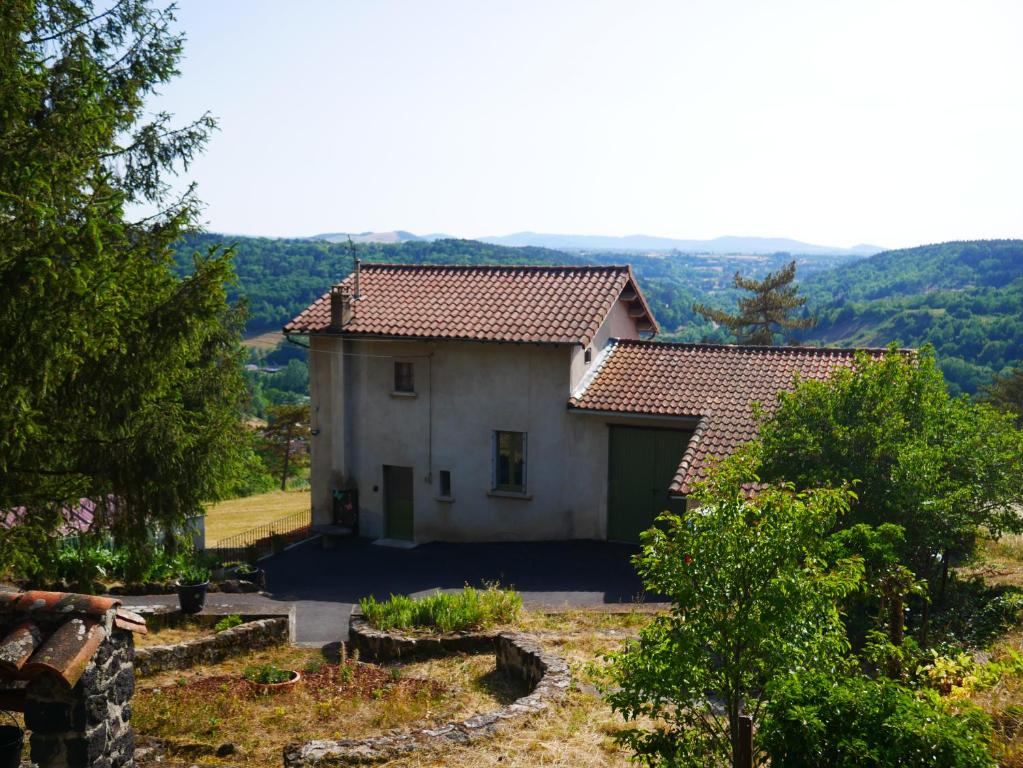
[263,537,648,607]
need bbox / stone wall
[25,628,135,768]
[283,616,569,767]
[134,617,288,676]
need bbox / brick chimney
[329,284,353,330]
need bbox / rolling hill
[799,240,1023,394]
[173,234,1023,396]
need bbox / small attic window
[584,347,593,364]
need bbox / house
[285,262,866,544]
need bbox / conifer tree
[693,261,815,345]
[0,1,247,579]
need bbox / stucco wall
[568,300,639,390]
[304,300,674,542]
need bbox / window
[584,347,593,364]
[493,431,526,492]
[393,361,414,393]
[438,470,452,499]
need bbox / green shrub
[761,671,995,767]
[243,663,292,684]
[359,585,522,633]
[214,614,243,632]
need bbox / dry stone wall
[283,615,570,767]
[134,617,288,676]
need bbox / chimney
[353,257,362,301]
[330,283,353,330]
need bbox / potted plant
[243,662,300,694]
[0,712,23,768]
[176,562,210,614]
[233,561,265,589]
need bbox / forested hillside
[799,240,1023,394]
[172,233,851,340]
[173,234,1023,397]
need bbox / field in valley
[204,489,311,545]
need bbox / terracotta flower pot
[249,669,301,694]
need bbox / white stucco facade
[306,298,685,542]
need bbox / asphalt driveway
[124,537,650,646]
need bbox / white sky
[154,0,1023,249]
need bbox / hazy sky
[155,1,1023,249]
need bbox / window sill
[390,391,417,399]
[436,495,454,503]
[487,490,532,500]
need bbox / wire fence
[208,508,312,563]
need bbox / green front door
[383,465,414,540]
[607,426,691,543]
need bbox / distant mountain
[305,229,883,256]
[307,230,433,244]
[479,231,883,256]
[799,240,1023,394]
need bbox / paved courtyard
[123,537,650,646]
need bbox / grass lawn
[204,489,311,545]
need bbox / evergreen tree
[693,261,815,345]
[0,1,246,578]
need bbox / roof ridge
[612,339,914,355]
[356,262,631,272]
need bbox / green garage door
[608,426,692,543]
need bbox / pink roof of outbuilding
[570,340,890,495]
[284,263,658,345]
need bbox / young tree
[757,347,1023,640]
[259,404,311,491]
[605,452,862,768]
[0,1,246,576]
[693,261,815,345]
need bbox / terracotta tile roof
[284,264,657,345]
[0,590,146,687]
[569,340,887,495]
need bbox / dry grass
[134,645,527,767]
[203,489,311,545]
[959,535,1023,766]
[134,619,215,648]
[382,609,654,768]
[131,610,654,768]
[242,331,285,350]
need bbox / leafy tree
[693,261,816,345]
[605,452,862,768]
[980,366,1023,426]
[0,1,245,577]
[259,404,311,491]
[757,347,1023,641]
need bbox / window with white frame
[493,431,526,493]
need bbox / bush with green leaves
[760,671,995,768]
[214,614,243,632]
[604,452,863,767]
[359,585,521,633]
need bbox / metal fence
[207,508,312,562]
